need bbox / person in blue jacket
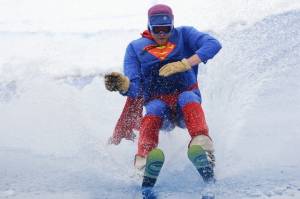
[105,4,221,179]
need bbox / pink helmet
[148,4,174,26]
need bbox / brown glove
[104,72,130,92]
[159,58,191,77]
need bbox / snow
[1,1,300,199]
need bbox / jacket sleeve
[121,43,142,98]
[183,27,222,64]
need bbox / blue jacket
[123,26,222,101]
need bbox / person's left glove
[159,58,191,77]
[104,72,130,92]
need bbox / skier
[105,3,221,197]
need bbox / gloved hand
[159,58,191,77]
[104,72,130,92]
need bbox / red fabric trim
[151,83,199,106]
[187,83,199,91]
[141,30,154,40]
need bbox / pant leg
[177,90,209,137]
[137,99,168,157]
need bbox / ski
[202,196,215,199]
[141,148,165,199]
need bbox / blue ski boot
[141,148,165,199]
[188,144,216,199]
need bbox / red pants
[137,102,209,156]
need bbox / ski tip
[202,196,215,199]
[142,187,157,199]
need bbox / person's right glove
[104,72,130,92]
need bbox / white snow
[0,0,300,199]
